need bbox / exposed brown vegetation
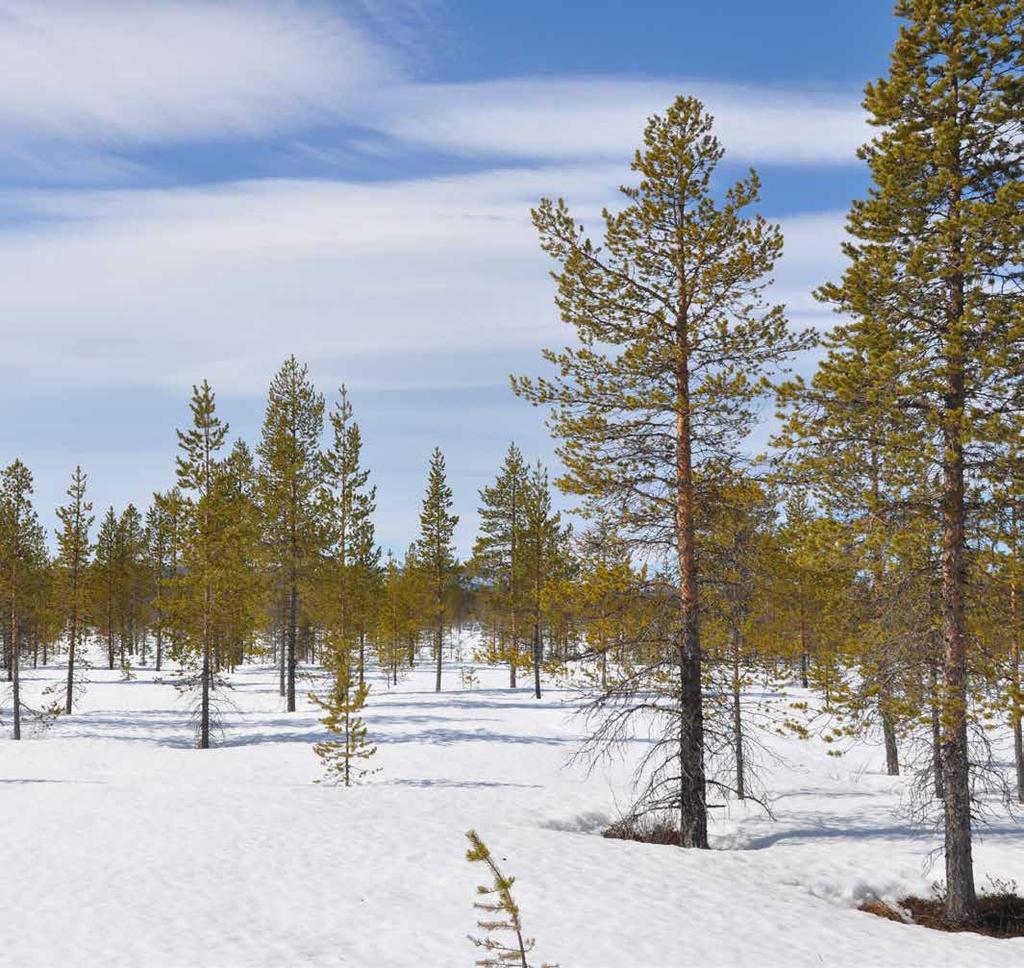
[602,816,682,846]
[860,891,1024,939]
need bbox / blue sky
[0,0,898,554]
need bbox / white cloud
[364,77,868,165]
[0,0,394,147]
[0,170,846,395]
[772,210,849,319]
[0,3,866,171]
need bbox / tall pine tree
[419,447,458,693]
[320,386,378,684]
[515,96,812,846]
[258,356,325,712]
[473,443,529,687]
[815,0,1024,923]
[0,460,45,740]
[55,466,93,713]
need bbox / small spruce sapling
[465,830,554,967]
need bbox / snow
[4,636,1023,968]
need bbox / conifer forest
[3,2,1024,966]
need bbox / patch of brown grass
[860,893,1024,939]
[859,899,907,924]
[602,816,682,846]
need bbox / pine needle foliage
[465,830,554,968]
[311,650,379,786]
[55,466,93,714]
[514,94,814,848]
[419,447,459,692]
[0,460,46,740]
[799,0,1024,926]
[258,355,325,712]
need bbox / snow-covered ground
[3,635,1023,968]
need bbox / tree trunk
[65,613,77,715]
[939,414,976,924]
[881,708,899,776]
[11,595,20,741]
[287,576,298,712]
[1011,549,1023,803]
[279,621,286,697]
[674,337,708,850]
[358,629,365,688]
[532,620,542,700]
[200,624,211,749]
[731,628,745,800]
[434,609,443,693]
[509,631,517,689]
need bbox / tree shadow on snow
[387,778,543,789]
[221,720,576,748]
[740,818,1024,850]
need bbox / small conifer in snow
[465,830,553,967]
[311,653,378,786]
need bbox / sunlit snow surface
[3,633,1023,967]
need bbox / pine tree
[987,467,1024,802]
[570,522,640,690]
[173,380,229,749]
[0,460,45,740]
[774,358,929,775]
[813,0,1024,923]
[311,649,378,786]
[147,489,184,673]
[91,507,123,671]
[320,386,379,685]
[258,356,325,712]
[464,830,551,968]
[376,553,408,685]
[117,504,147,675]
[219,440,266,672]
[515,96,813,847]
[350,507,381,687]
[520,463,564,700]
[55,466,93,714]
[699,477,776,800]
[474,443,530,687]
[419,447,459,693]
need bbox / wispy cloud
[0,0,395,149]
[0,169,845,395]
[0,3,865,174]
[363,77,868,166]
